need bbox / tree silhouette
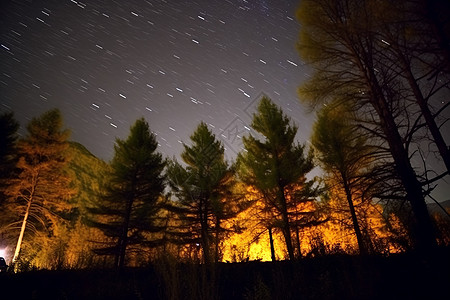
[237,97,320,260]
[89,118,165,269]
[166,122,238,263]
[0,112,19,205]
[311,103,377,254]
[296,0,438,251]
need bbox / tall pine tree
[237,97,320,260]
[89,118,165,269]
[166,122,238,263]
[312,103,375,255]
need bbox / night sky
[1,0,311,162]
[1,0,448,200]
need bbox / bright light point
[105,114,112,119]
[119,93,126,99]
[259,59,266,64]
[131,11,138,17]
[192,39,199,44]
[92,103,99,108]
[0,248,5,257]
[198,15,205,21]
[110,123,117,128]
[145,107,152,111]
[1,44,10,51]
[167,93,173,97]
[146,84,153,88]
[287,59,297,67]
[176,87,183,92]
[169,126,176,131]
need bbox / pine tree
[166,122,238,263]
[4,109,75,265]
[237,97,320,260]
[89,118,165,269]
[311,103,374,255]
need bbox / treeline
[0,98,448,271]
[1,0,450,271]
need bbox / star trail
[1,0,312,161]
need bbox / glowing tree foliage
[237,97,320,260]
[4,109,75,265]
[89,118,165,269]
[311,103,373,254]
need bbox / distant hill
[67,142,110,213]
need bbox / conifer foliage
[238,97,321,260]
[166,122,237,263]
[312,103,374,255]
[89,118,165,269]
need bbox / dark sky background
[1,0,310,161]
[1,0,448,201]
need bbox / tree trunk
[347,38,437,251]
[294,224,302,258]
[268,227,276,262]
[118,194,134,270]
[200,197,211,264]
[366,67,437,251]
[278,188,295,260]
[342,177,367,255]
[214,218,221,263]
[12,195,33,263]
[399,52,450,175]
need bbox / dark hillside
[67,141,109,212]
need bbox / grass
[0,248,449,300]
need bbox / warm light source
[0,248,6,258]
